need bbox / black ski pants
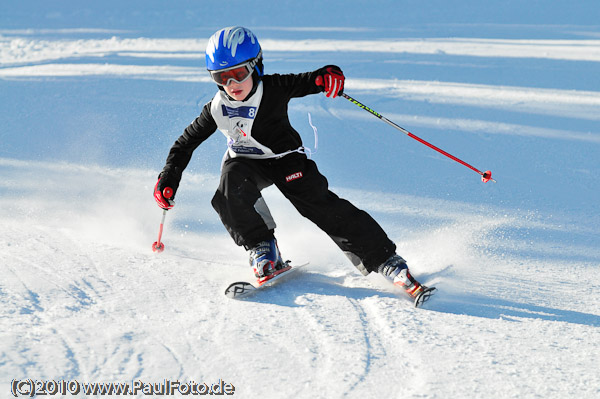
[210,153,396,273]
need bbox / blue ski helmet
[205,26,263,76]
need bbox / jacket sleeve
[160,102,217,180]
[265,66,334,99]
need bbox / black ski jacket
[160,68,326,183]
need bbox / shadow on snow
[236,269,600,327]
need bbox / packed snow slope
[1,1,600,398]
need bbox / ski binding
[224,262,307,299]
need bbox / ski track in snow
[3,36,600,65]
[2,4,600,399]
[3,62,600,121]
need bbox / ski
[224,262,308,299]
[414,286,437,308]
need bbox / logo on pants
[285,172,303,182]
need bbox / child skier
[154,26,428,300]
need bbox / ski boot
[249,238,287,285]
[378,254,435,305]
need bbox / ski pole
[152,187,173,253]
[341,93,496,183]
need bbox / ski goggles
[208,53,261,87]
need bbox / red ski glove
[154,178,175,210]
[315,65,345,98]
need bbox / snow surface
[1,1,600,398]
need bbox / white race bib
[210,82,277,158]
